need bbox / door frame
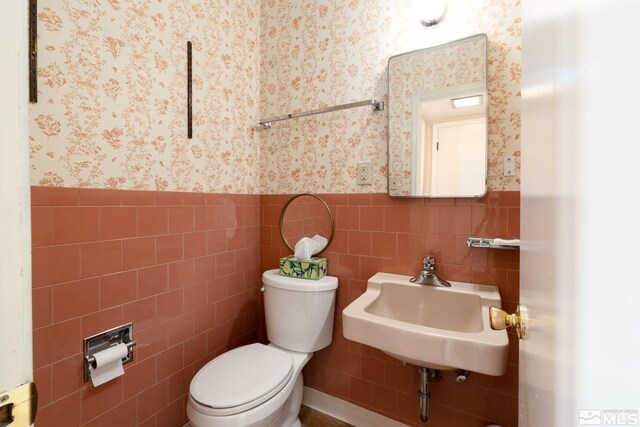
[0,0,33,393]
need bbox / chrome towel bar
[258,98,384,128]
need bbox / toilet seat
[189,343,293,416]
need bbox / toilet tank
[262,269,338,353]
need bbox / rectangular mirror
[388,34,488,198]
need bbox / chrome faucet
[410,257,451,287]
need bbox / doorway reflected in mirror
[388,34,488,198]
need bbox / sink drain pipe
[418,368,439,422]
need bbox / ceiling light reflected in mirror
[451,95,483,109]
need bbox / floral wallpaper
[29,0,520,195]
[388,35,487,196]
[259,0,521,194]
[30,0,260,193]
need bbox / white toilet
[187,269,338,427]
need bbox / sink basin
[342,272,508,376]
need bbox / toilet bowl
[187,270,338,427]
[187,343,310,427]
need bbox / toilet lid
[190,343,293,415]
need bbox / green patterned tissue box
[279,256,328,280]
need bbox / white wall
[521,0,640,425]
[0,0,33,391]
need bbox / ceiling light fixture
[417,0,448,28]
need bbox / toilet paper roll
[89,343,129,387]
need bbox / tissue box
[279,256,328,280]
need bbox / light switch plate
[503,157,516,177]
[388,176,400,191]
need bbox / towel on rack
[493,238,520,247]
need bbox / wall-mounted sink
[342,272,508,376]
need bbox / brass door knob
[489,305,526,339]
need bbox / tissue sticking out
[294,234,328,260]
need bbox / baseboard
[302,387,409,427]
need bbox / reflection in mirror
[280,194,334,255]
[388,34,488,198]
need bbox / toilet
[187,269,338,427]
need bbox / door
[0,0,34,422]
[521,0,640,426]
[431,118,486,196]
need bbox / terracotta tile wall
[260,192,520,427]
[31,186,261,427]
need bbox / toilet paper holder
[83,323,137,382]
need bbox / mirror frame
[279,193,335,256]
[387,33,489,198]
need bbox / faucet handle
[422,256,436,271]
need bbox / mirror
[280,194,334,256]
[388,34,488,198]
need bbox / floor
[299,405,354,427]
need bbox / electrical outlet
[503,157,516,177]
[357,161,371,185]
